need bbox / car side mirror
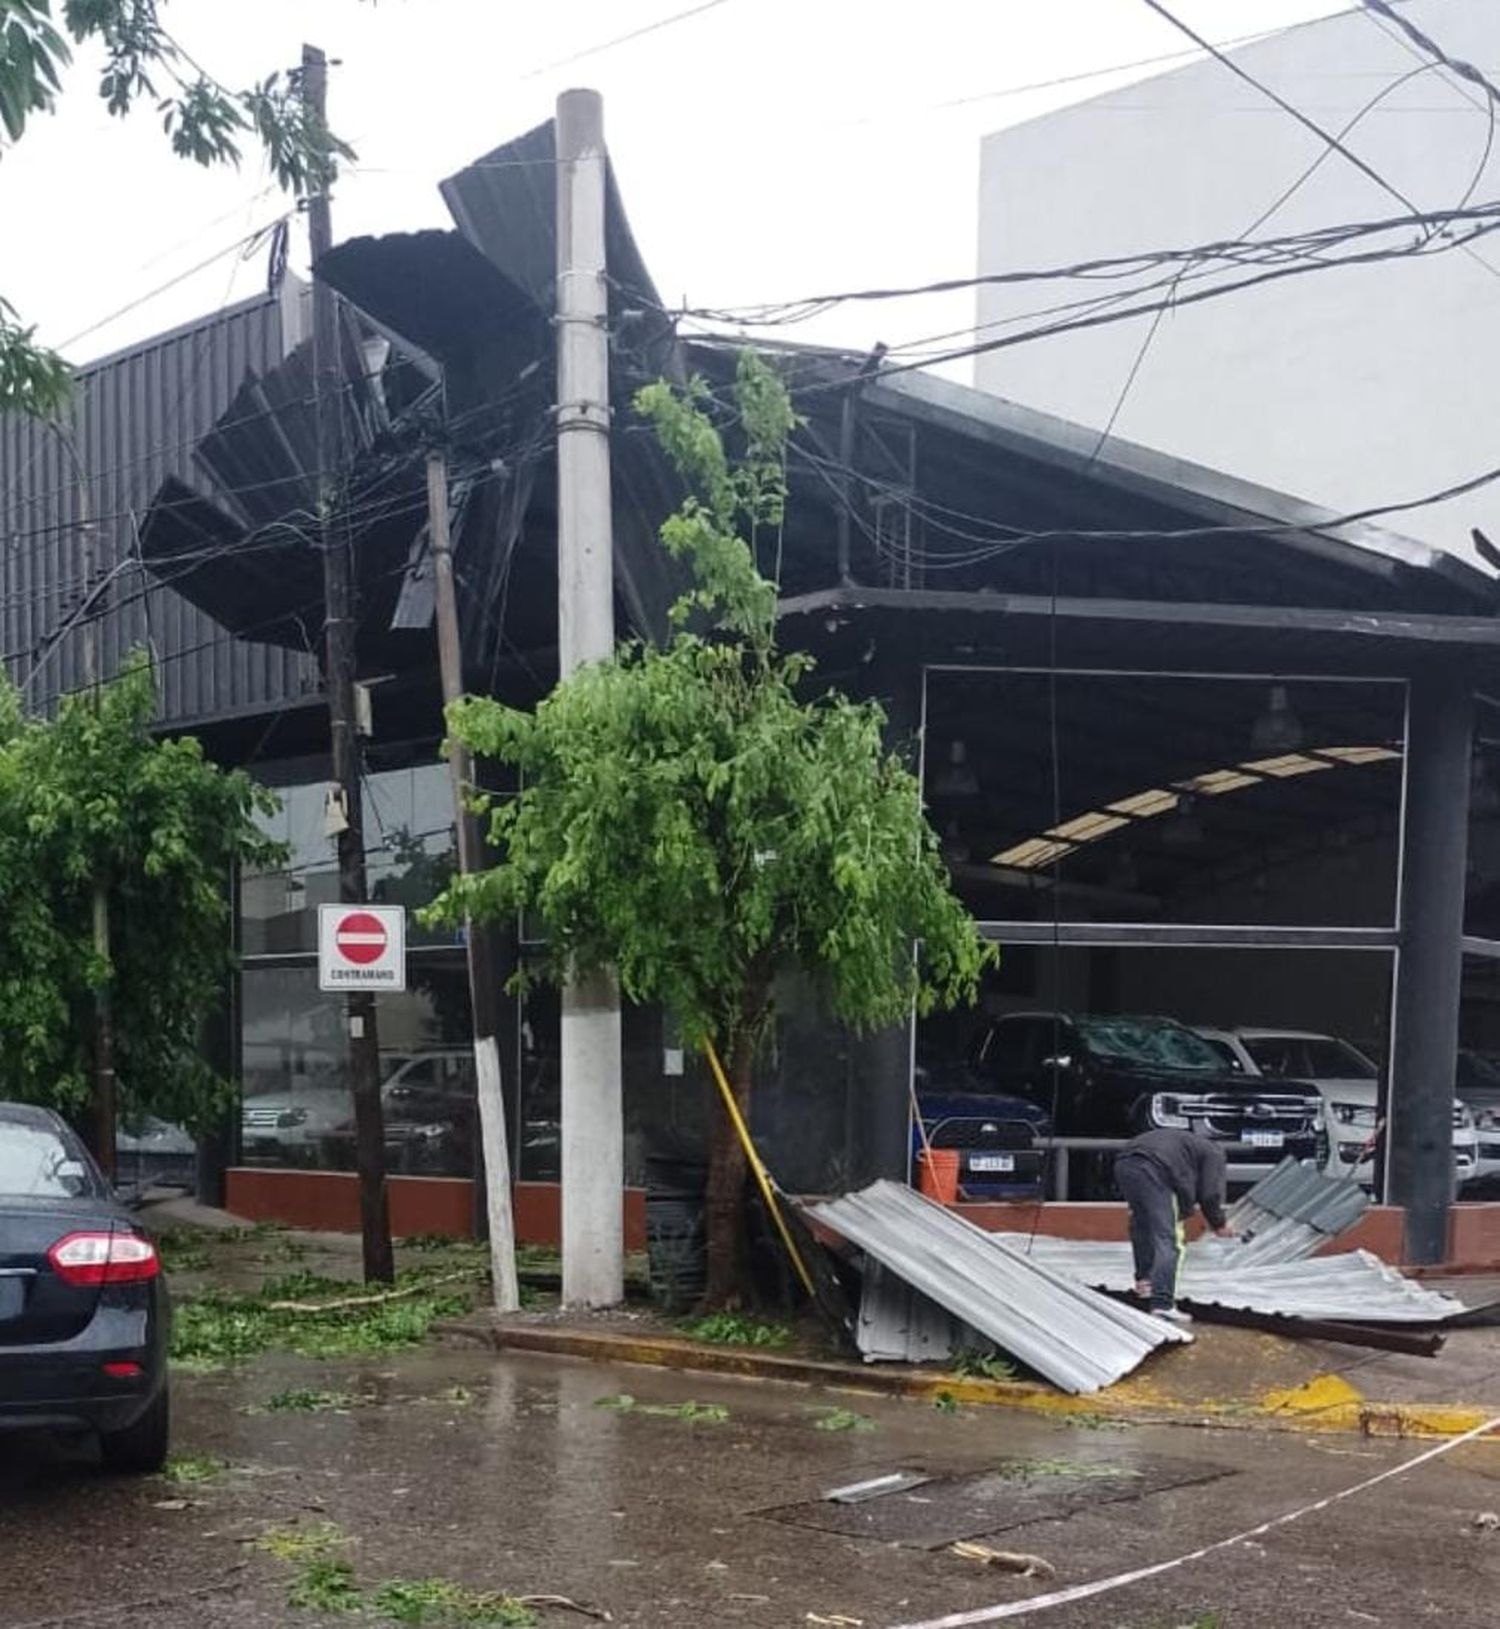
[113,1179,147,1210]
[1041,1054,1074,1072]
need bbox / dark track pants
[1114,1152,1184,1310]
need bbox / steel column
[1389,669,1472,1263]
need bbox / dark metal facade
[1,291,319,725]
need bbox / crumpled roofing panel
[991,1235,1465,1324]
[1223,1156,1371,1264]
[809,1181,1189,1394]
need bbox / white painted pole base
[473,1034,521,1313]
[560,966,625,1307]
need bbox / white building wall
[976,2,1500,559]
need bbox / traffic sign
[318,903,406,992]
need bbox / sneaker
[1133,1279,1152,1299]
[1152,1306,1193,1325]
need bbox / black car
[963,1013,1324,1186]
[0,1103,170,1472]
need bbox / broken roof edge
[439,114,667,326]
[864,367,1498,606]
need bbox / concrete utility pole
[425,450,521,1312]
[304,43,394,1284]
[555,88,624,1308]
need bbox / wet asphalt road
[2,1344,1500,1628]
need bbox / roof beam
[777,584,1500,648]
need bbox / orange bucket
[917,1148,961,1204]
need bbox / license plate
[0,1277,26,1321]
[1243,1130,1284,1149]
[968,1153,1016,1173]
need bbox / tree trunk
[702,1026,757,1309]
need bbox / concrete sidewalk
[453,1308,1500,1440]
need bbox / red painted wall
[221,1171,1500,1271]
[947,1197,1500,1269]
[224,1169,648,1253]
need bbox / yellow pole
[703,1040,817,1298]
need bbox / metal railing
[1033,1137,1305,1201]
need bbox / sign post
[318,905,407,993]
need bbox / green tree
[431,353,993,1305]
[0,654,281,1134]
[0,0,355,416]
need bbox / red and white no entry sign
[318,903,406,991]
[335,911,387,965]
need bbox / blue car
[913,1072,1052,1200]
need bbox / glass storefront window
[925,670,1405,929]
[240,758,460,955]
[240,961,475,1178]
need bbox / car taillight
[47,1231,160,1287]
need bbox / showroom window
[924,668,1405,930]
[240,755,461,956]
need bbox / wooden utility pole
[555,88,623,1308]
[424,451,521,1312]
[304,42,393,1283]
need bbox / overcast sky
[1,0,1355,372]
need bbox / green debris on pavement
[160,1453,228,1484]
[949,1347,1018,1382]
[248,1388,365,1414]
[811,1406,876,1433]
[253,1522,546,1625]
[677,1311,793,1348]
[368,1578,537,1626]
[170,1263,480,1372]
[593,1393,730,1423]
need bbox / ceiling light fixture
[932,738,980,800]
[1251,683,1304,754]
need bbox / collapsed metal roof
[997,1237,1465,1326]
[133,110,1500,714]
[136,116,686,682]
[809,1180,1189,1394]
[985,1162,1464,1328]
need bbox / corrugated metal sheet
[992,1235,1465,1324]
[0,290,318,724]
[810,1181,1189,1395]
[1223,1156,1371,1263]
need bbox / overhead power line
[1138,0,1420,217]
[756,209,1500,396]
[1360,0,1500,109]
[786,437,1500,563]
[660,199,1500,328]
[521,0,734,80]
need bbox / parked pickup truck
[955,1011,1325,1192]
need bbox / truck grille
[927,1116,1037,1152]
[1176,1094,1320,1139]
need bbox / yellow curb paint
[471,1322,1500,1440]
[1263,1373,1366,1416]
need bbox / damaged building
[7,114,1500,1268]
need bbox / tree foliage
[0,655,281,1128]
[0,0,357,416]
[431,351,993,1301]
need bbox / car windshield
[0,1122,97,1198]
[1197,1036,1244,1072]
[1458,1051,1500,1093]
[1074,1017,1222,1072]
[1243,1036,1377,1080]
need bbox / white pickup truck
[1195,1027,1477,1194]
